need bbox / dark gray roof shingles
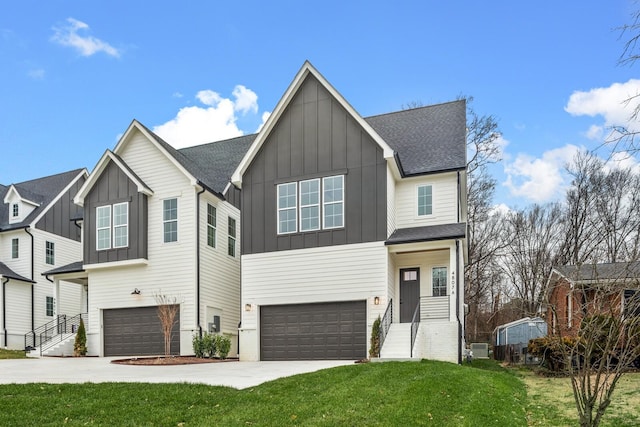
[0,261,35,282]
[386,223,466,245]
[42,261,85,276]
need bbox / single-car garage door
[103,306,180,356]
[260,301,366,361]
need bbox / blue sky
[1,1,638,208]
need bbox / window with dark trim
[207,204,216,248]
[228,217,236,257]
[46,296,55,317]
[11,238,18,259]
[45,241,55,265]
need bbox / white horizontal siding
[4,281,31,348]
[394,172,458,229]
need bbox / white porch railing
[420,296,449,321]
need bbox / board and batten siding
[36,175,85,242]
[394,172,458,229]
[386,165,396,238]
[83,160,148,264]
[198,193,241,350]
[241,74,387,255]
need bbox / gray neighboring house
[232,61,468,363]
[0,169,87,349]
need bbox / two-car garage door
[260,301,366,361]
[103,306,180,357]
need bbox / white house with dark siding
[0,169,87,350]
[232,62,468,363]
[45,121,251,357]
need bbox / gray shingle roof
[0,261,34,282]
[0,169,85,231]
[42,261,85,276]
[365,100,467,176]
[554,261,640,283]
[385,223,466,245]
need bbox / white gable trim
[231,61,396,188]
[74,149,154,207]
[31,169,88,226]
[3,185,40,207]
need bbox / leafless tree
[154,292,181,357]
[548,263,640,427]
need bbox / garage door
[103,306,180,357]
[260,301,366,361]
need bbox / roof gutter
[195,186,206,338]
[24,226,35,332]
[2,277,8,347]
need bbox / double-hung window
[277,175,345,235]
[163,198,178,243]
[207,204,216,248]
[417,184,433,216]
[12,203,19,218]
[96,203,129,250]
[45,241,55,265]
[11,238,18,259]
[432,266,447,297]
[46,296,55,317]
[323,176,344,229]
[228,217,236,257]
[277,183,297,234]
[300,179,320,231]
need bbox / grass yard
[0,359,527,426]
[522,367,640,427]
[0,349,27,359]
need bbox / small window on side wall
[45,241,55,265]
[228,217,236,257]
[207,204,216,248]
[11,238,18,259]
[417,185,433,216]
[46,296,55,317]
[163,198,178,243]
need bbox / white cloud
[28,68,45,80]
[603,151,640,174]
[585,124,603,140]
[504,144,581,203]
[51,18,120,58]
[154,86,262,149]
[565,79,640,134]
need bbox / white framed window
[163,198,178,243]
[46,296,55,317]
[207,204,216,248]
[323,175,344,229]
[113,202,129,248]
[12,203,19,217]
[45,241,55,265]
[96,205,112,250]
[11,238,18,259]
[277,182,297,234]
[417,184,433,216]
[300,179,320,232]
[432,266,447,297]
[228,217,236,257]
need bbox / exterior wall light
[245,303,252,311]
[131,288,141,295]
[374,296,380,305]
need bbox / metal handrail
[25,314,67,351]
[38,313,87,355]
[378,299,393,357]
[25,313,87,354]
[410,302,420,358]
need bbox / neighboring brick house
[546,262,640,337]
[0,169,87,349]
[232,62,468,363]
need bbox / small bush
[216,334,231,359]
[528,336,577,372]
[192,333,205,358]
[73,318,87,356]
[202,332,217,358]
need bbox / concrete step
[380,323,412,359]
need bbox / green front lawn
[0,359,527,426]
[0,349,27,359]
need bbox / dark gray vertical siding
[224,185,242,210]
[241,75,387,255]
[36,176,85,241]
[83,161,148,264]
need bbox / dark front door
[400,268,420,323]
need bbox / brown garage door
[103,306,180,356]
[260,301,366,361]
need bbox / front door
[400,268,420,323]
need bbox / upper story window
[96,203,129,250]
[417,184,433,216]
[11,238,18,259]
[432,266,447,297]
[12,203,19,217]
[163,198,178,243]
[277,175,344,235]
[277,182,297,234]
[45,241,55,265]
[207,204,217,248]
[228,217,236,257]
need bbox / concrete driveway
[0,357,354,389]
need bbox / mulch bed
[111,356,238,366]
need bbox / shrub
[202,332,217,358]
[216,334,231,359]
[528,336,577,372]
[73,318,87,356]
[369,315,381,358]
[192,333,205,358]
